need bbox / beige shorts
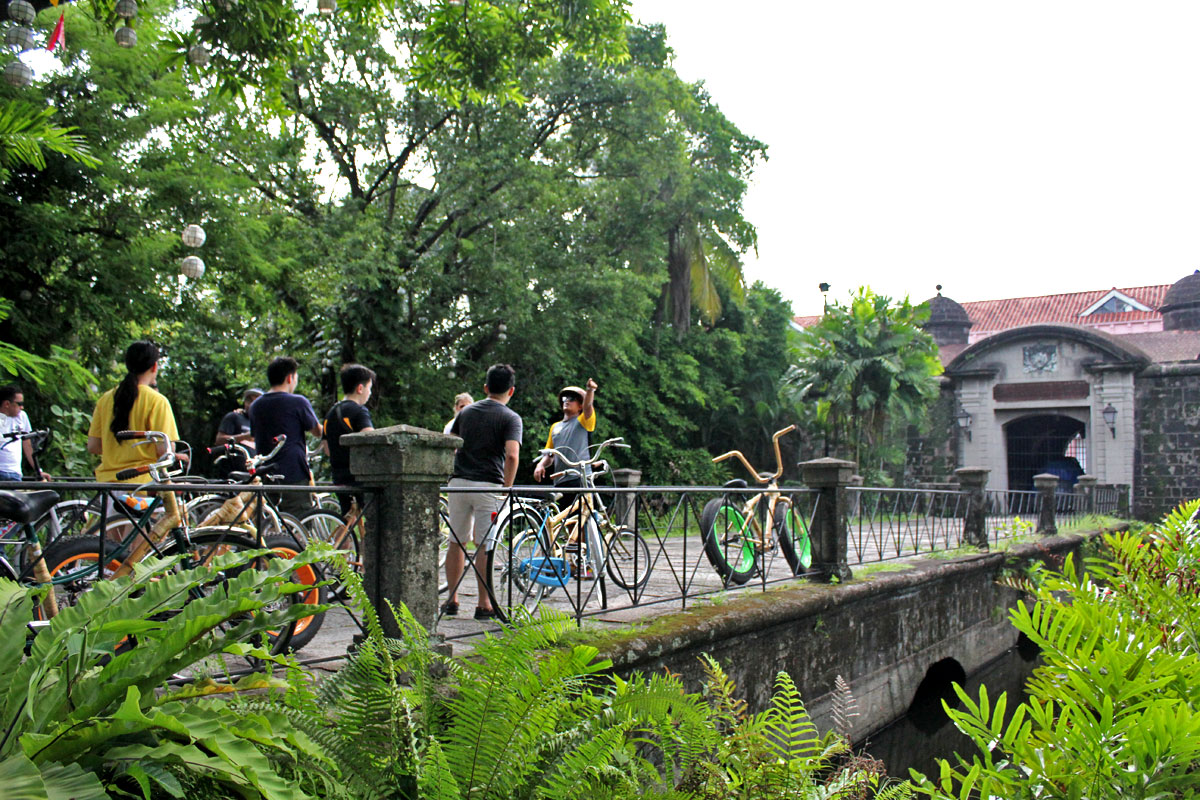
[446,478,505,546]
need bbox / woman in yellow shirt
[87,341,179,485]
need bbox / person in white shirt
[442,392,474,434]
[0,386,49,482]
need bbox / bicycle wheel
[33,498,100,547]
[300,510,361,573]
[23,534,122,617]
[774,503,812,573]
[700,498,758,585]
[262,533,327,651]
[164,529,297,655]
[485,508,548,612]
[604,526,651,591]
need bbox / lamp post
[1101,404,1117,438]
[955,405,973,442]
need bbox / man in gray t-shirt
[533,378,597,489]
[445,364,521,621]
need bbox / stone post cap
[799,457,857,487]
[1032,473,1061,490]
[343,424,459,484]
[954,467,990,487]
[611,468,642,486]
[1074,474,1098,488]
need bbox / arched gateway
[943,325,1149,493]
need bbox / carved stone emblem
[1023,344,1058,374]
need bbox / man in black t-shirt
[213,388,262,476]
[248,357,323,516]
[322,364,376,515]
[445,364,522,620]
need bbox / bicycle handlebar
[2,429,46,441]
[539,437,627,470]
[711,425,795,484]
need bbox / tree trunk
[667,225,691,336]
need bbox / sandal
[441,600,459,617]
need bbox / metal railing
[846,487,968,564]
[437,484,822,641]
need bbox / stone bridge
[337,424,1109,741]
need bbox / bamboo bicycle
[700,425,812,584]
[33,430,300,651]
[486,437,651,611]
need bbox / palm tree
[783,287,942,476]
[0,99,97,184]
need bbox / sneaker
[441,600,459,617]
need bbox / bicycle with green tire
[700,425,813,584]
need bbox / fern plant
[914,499,1200,799]
[0,546,335,799]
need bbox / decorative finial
[936,284,942,295]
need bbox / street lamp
[1101,404,1117,438]
[819,282,830,312]
[955,405,973,442]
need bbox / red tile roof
[962,285,1169,332]
[791,285,1170,332]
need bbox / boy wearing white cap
[533,378,598,488]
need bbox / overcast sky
[631,1,1200,316]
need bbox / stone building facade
[798,273,1200,518]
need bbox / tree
[783,288,942,481]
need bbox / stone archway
[1003,414,1086,491]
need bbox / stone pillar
[954,467,990,549]
[799,458,856,583]
[1032,473,1060,537]
[611,468,642,530]
[1075,474,1097,514]
[342,424,458,634]
[1116,483,1131,517]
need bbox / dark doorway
[1004,414,1086,491]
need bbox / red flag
[46,14,64,52]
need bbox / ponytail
[110,341,160,436]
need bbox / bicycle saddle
[722,479,748,489]
[0,490,60,524]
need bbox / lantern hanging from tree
[182,224,206,247]
[3,59,31,87]
[115,0,137,19]
[180,255,205,280]
[187,44,209,66]
[317,0,336,13]
[6,0,34,25]
[114,25,136,48]
[4,26,35,52]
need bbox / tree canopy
[1,0,798,483]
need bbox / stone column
[1074,474,1097,515]
[1032,473,1060,537]
[799,458,856,583]
[611,468,642,530]
[342,424,458,634]
[954,467,990,549]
